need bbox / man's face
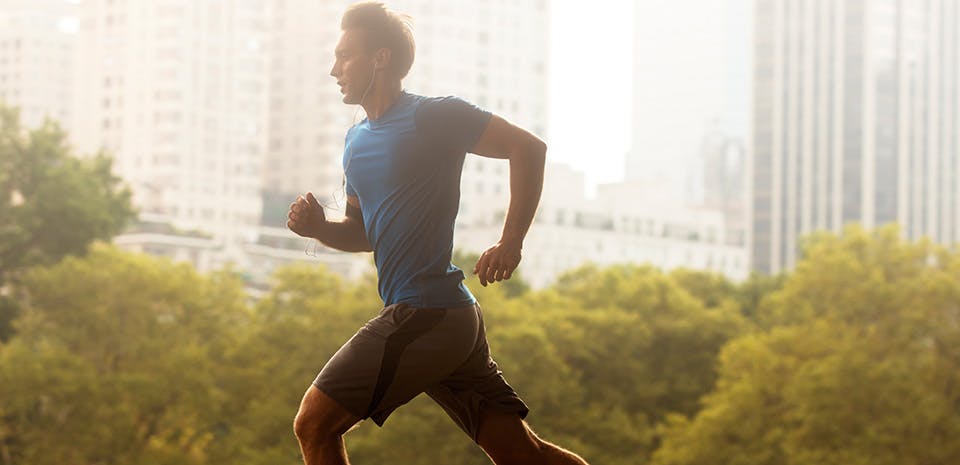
[330,29,376,105]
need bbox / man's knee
[293,385,359,444]
[293,409,335,443]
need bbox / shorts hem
[310,380,368,421]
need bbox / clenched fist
[287,192,327,238]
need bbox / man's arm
[467,114,547,286]
[288,193,372,253]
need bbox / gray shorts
[312,301,529,441]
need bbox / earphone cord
[340,66,377,194]
[303,66,378,257]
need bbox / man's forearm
[501,140,547,242]
[312,219,372,253]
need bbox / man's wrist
[311,220,331,240]
[500,228,525,245]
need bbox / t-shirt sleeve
[416,96,492,153]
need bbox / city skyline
[7,1,956,281]
[2,0,753,194]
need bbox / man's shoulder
[413,94,487,123]
[344,121,364,141]
[401,90,474,106]
[415,93,474,107]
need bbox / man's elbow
[532,138,547,158]
[503,133,546,164]
[521,137,547,163]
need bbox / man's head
[330,1,415,104]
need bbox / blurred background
[1,0,958,464]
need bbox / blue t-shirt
[342,91,491,307]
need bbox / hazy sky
[547,1,635,189]
[548,0,752,192]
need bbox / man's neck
[361,81,403,120]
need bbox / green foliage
[669,268,737,309]
[2,221,956,464]
[0,105,135,277]
[0,105,136,340]
[652,224,960,465]
[1,245,248,465]
[541,264,750,463]
[735,271,787,322]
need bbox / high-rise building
[687,123,748,247]
[71,0,271,253]
[0,0,77,129]
[752,0,960,274]
[261,0,355,228]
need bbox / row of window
[525,244,744,272]
[539,209,724,243]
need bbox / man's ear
[373,47,392,70]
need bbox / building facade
[687,125,749,247]
[0,0,77,129]
[457,162,749,288]
[70,0,271,252]
[752,0,960,273]
[261,0,356,228]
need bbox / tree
[0,245,248,465]
[669,268,737,309]
[519,263,750,464]
[0,234,816,464]
[652,225,960,465]
[734,271,786,323]
[0,106,135,340]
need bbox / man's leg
[476,408,591,465]
[293,385,361,465]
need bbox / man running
[286,2,590,464]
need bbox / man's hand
[473,237,522,287]
[287,192,327,238]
